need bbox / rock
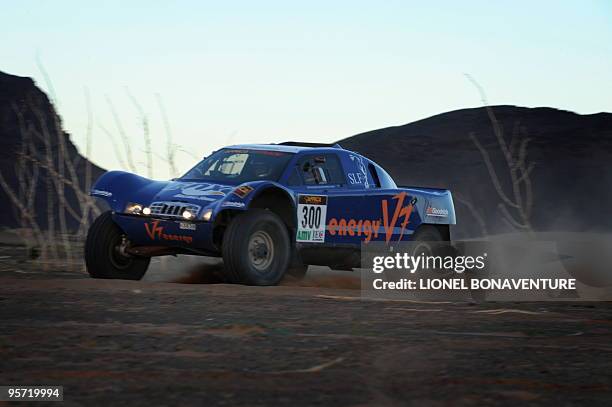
[0,70,105,230]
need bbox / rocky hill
[340,106,612,238]
[0,70,105,232]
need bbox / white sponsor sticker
[91,189,112,197]
[296,195,328,243]
[426,207,449,217]
[222,201,246,208]
[179,222,196,231]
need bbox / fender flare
[90,171,166,212]
[213,182,297,228]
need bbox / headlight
[182,210,194,220]
[201,209,213,222]
[125,202,144,215]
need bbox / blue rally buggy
[86,142,456,285]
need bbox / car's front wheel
[85,211,150,280]
[222,209,291,285]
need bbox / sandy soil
[1,246,611,406]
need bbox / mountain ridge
[0,70,105,230]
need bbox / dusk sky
[2,0,611,178]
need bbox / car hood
[151,181,236,207]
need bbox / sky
[1,0,611,179]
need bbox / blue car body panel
[91,144,455,255]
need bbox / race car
[86,142,456,285]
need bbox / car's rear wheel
[411,225,444,252]
[222,209,291,285]
[410,224,454,276]
[85,211,150,280]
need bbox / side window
[287,166,302,186]
[368,163,382,188]
[297,154,345,186]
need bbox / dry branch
[156,93,178,178]
[126,87,153,178]
[465,74,534,233]
[106,96,137,173]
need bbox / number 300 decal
[296,195,328,243]
[301,205,322,229]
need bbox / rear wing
[279,141,343,149]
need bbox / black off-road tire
[410,225,452,275]
[222,209,291,285]
[410,225,445,261]
[85,211,150,280]
[413,225,481,301]
[412,225,444,245]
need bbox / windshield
[180,149,294,184]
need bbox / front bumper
[112,213,217,252]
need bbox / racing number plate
[296,195,328,243]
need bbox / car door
[289,152,363,247]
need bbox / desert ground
[1,243,611,407]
